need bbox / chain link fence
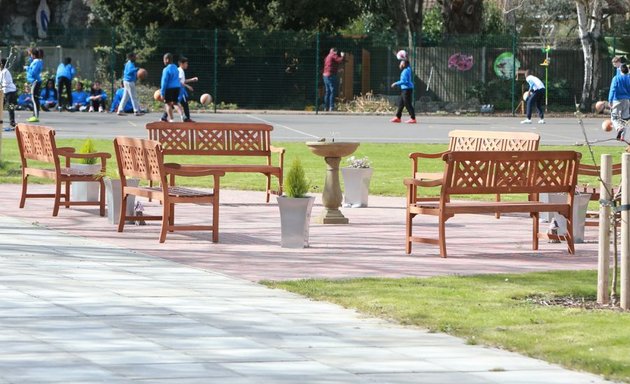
[0,28,624,113]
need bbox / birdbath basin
[306,141,360,224]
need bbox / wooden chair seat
[16,124,111,216]
[114,137,225,243]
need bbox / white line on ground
[246,114,320,139]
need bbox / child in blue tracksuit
[608,63,630,141]
[26,48,43,122]
[117,52,142,116]
[39,78,58,111]
[390,57,416,124]
[71,81,89,111]
[86,81,107,112]
[109,81,133,113]
[55,57,76,110]
[160,53,181,122]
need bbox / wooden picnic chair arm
[409,151,448,160]
[270,145,285,154]
[56,147,76,154]
[63,152,112,160]
[163,163,226,178]
[403,177,443,188]
[270,145,285,168]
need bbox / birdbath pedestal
[306,141,360,224]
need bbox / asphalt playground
[2,108,628,149]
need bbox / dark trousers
[57,76,72,108]
[526,88,545,119]
[396,89,415,119]
[181,96,190,120]
[4,91,17,125]
[31,80,41,117]
[90,98,105,110]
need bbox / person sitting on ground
[16,83,33,111]
[86,81,107,112]
[71,81,89,111]
[39,78,58,111]
[109,81,134,113]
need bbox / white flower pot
[104,178,140,225]
[70,163,102,202]
[277,195,315,248]
[341,167,373,208]
[540,192,592,243]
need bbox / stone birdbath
[306,141,360,224]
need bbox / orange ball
[153,89,163,102]
[595,101,606,113]
[137,68,148,80]
[522,92,529,101]
[602,119,613,132]
[200,93,212,105]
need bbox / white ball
[396,50,407,61]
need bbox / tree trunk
[576,0,603,112]
[440,0,483,34]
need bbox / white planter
[341,167,373,208]
[277,195,315,248]
[70,163,102,202]
[104,178,140,225]
[540,192,592,243]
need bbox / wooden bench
[409,130,540,218]
[146,122,285,202]
[576,162,622,227]
[15,124,111,216]
[113,137,224,243]
[404,151,582,257]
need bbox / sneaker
[57,106,63,112]
[27,116,39,123]
[134,111,144,116]
[160,117,168,122]
[390,117,401,123]
[183,118,195,123]
[405,118,417,124]
[98,107,104,113]
[520,119,532,124]
[617,128,626,141]
[117,112,126,116]
[88,107,94,112]
[538,119,545,124]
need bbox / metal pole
[110,27,116,102]
[511,30,516,117]
[621,153,630,309]
[597,154,612,304]
[315,32,320,114]
[213,28,218,114]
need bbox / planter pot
[341,167,373,208]
[70,163,102,202]
[540,192,592,243]
[277,195,315,248]
[104,178,140,225]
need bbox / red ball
[602,119,613,132]
[153,89,163,102]
[595,101,606,113]
[137,68,148,80]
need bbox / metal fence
[1,28,624,113]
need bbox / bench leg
[212,197,219,243]
[159,201,171,243]
[53,181,62,217]
[99,179,106,217]
[405,210,414,254]
[118,194,129,233]
[565,214,575,255]
[532,212,539,250]
[266,174,271,203]
[19,175,28,208]
[495,193,501,219]
[438,214,447,258]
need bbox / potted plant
[103,174,140,225]
[341,155,373,208]
[70,138,102,202]
[277,158,315,248]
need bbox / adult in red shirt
[322,48,345,111]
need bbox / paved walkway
[0,185,614,383]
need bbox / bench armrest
[409,150,448,177]
[404,177,443,188]
[57,147,76,154]
[270,145,286,169]
[63,152,111,160]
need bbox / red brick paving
[1,184,602,282]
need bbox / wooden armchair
[113,137,224,243]
[15,124,111,216]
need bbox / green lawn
[0,138,625,199]
[263,271,630,382]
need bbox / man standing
[520,69,546,125]
[117,52,143,116]
[322,48,345,112]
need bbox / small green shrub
[78,138,97,165]
[285,158,309,198]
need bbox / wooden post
[340,53,353,102]
[361,49,371,95]
[597,154,612,304]
[621,153,630,310]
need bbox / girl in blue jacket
[390,59,416,124]
[39,78,58,111]
[55,57,76,110]
[26,48,43,122]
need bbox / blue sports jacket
[123,60,138,82]
[55,63,76,80]
[26,59,43,83]
[161,64,180,95]
[608,74,630,103]
[394,66,414,90]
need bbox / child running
[160,53,181,122]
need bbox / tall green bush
[285,158,309,198]
[78,138,97,165]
